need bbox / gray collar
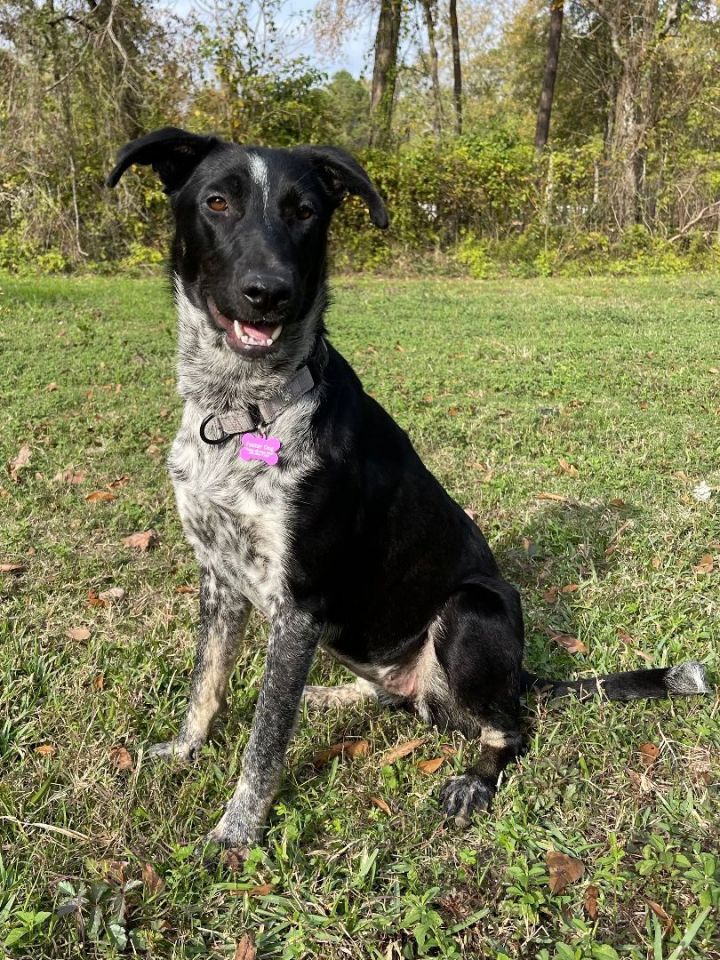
[199,339,329,445]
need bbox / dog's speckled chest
[168,400,319,618]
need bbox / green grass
[1,272,718,959]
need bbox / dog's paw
[439,774,494,826]
[146,739,197,763]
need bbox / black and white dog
[108,128,710,856]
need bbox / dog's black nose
[241,275,291,313]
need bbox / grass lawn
[1,272,718,959]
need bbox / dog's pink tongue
[241,322,271,343]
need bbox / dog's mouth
[207,297,283,356]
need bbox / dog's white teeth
[266,338,273,346]
[233,320,242,339]
[270,324,283,341]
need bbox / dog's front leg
[203,609,322,854]
[148,567,250,762]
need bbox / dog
[108,127,711,856]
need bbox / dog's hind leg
[421,579,526,824]
[148,567,250,762]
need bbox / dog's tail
[519,661,711,702]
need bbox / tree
[369,0,403,146]
[534,0,564,152]
[448,0,462,134]
[419,0,443,137]
[585,0,684,227]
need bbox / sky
[170,0,374,77]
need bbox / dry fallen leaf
[85,490,116,503]
[175,584,198,594]
[107,475,130,488]
[9,444,31,482]
[561,583,579,594]
[313,739,370,768]
[647,899,674,933]
[0,562,26,575]
[417,757,445,775]
[536,492,569,503]
[557,457,579,477]
[66,626,91,641]
[693,553,714,574]
[248,883,274,897]
[583,884,600,919]
[142,863,165,895]
[551,633,587,654]
[379,737,426,765]
[34,744,56,758]
[53,468,87,485]
[123,530,158,552]
[651,555,662,570]
[544,587,559,603]
[46,382,58,392]
[146,444,162,460]
[639,743,660,767]
[370,795,392,815]
[234,934,257,960]
[546,850,585,894]
[103,860,128,885]
[618,630,634,645]
[93,674,105,691]
[99,587,126,603]
[609,498,626,508]
[109,745,134,771]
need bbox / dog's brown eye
[207,196,228,212]
[297,205,314,221]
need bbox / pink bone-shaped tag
[238,432,281,466]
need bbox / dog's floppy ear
[295,146,389,228]
[106,126,220,193]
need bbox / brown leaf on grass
[248,883,275,897]
[87,589,104,607]
[86,490,116,503]
[234,934,257,960]
[618,630,634,645]
[0,562,26,575]
[107,475,130,488]
[651,555,662,570]
[313,739,369,768]
[109,745,134,771]
[35,744,56,758]
[693,553,714,574]
[222,847,250,871]
[583,884,600,920]
[370,796,392,815]
[103,860,128,885]
[9,444,31,482]
[142,863,165,895]
[609,498,626,508]
[647,899,674,933]
[417,757,445,775]
[535,492,569,503]
[551,633,587,654]
[93,674,105,691]
[146,444,162,460]
[546,850,585,894]
[634,649,654,665]
[99,587,126,603]
[709,367,720,375]
[46,382,58,392]
[639,743,660,767]
[557,458,579,477]
[175,584,198,594]
[123,530,158,551]
[379,737,426,765]
[673,470,690,482]
[66,626,91,641]
[440,744,458,756]
[561,583,579,594]
[53,468,87,485]
[544,587,559,603]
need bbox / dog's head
[107,127,387,365]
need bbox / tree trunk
[420,0,442,138]
[534,0,563,153]
[369,0,402,148]
[448,0,462,135]
[609,55,644,227]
